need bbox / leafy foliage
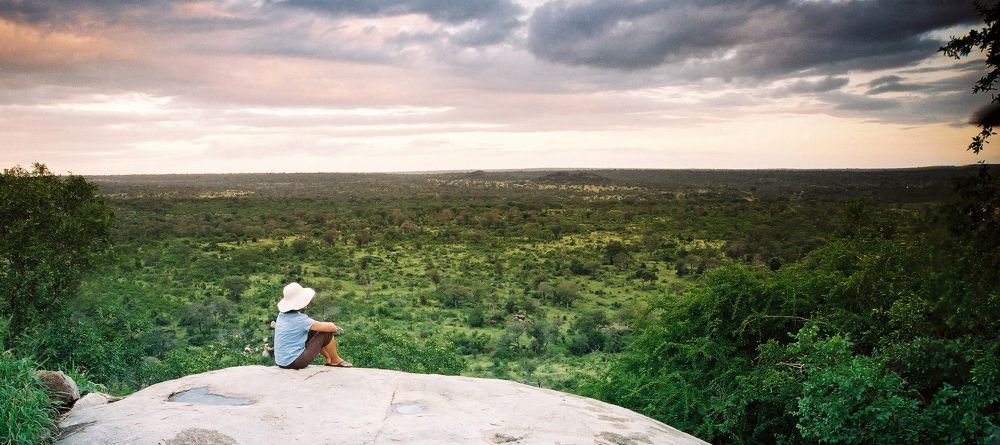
[341,323,464,375]
[0,353,55,445]
[3,163,994,443]
[948,166,1000,286]
[940,1,1000,154]
[19,305,153,391]
[939,3,1000,285]
[0,164,112,346]
[582,233,1000,444]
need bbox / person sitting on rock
[274,282,353,369]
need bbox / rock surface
[36,370,80,409]
[66,392,119,416]
[56,365,708,444]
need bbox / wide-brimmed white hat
[277,282,316,312]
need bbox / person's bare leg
[322,336,350,366]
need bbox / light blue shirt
[274,311,316,366]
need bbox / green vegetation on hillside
[2,165,998,444]
[582,232,999,443]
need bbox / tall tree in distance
[0,163,112,346]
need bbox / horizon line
[73,164,994,177]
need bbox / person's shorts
[279,330,333,370]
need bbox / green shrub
[792,326,921,444]
[0,353,55,445]
[552,281,580,307]
[341,323,464,375]
[450,331,490,355]
[435,280,471,308]
[145,343,265,385]
[466,305,486,328]
[66,369,109,397]
[582,236,1000,444]
[21,306,150,392]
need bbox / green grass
[0,353,55,445]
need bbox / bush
[435,280,471,308]
[467,305,486,328]
[340,323,464,375]
[21,306,150,392]
[552,281,580,307]
[145,343,265,385]
[569,258,597,275]
[581,236,1000,444]
[792,327,920,444]
[291,238,309,255]
[450,331,490,355]
[0,353,55,445]
[632,265,657,281]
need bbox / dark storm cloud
[275,0,518,23]
[812,71,987,125]
[902,59,983,74]
[449,16,522,46]
[0,0,170,25]
[823,87,988,126]
[527,0,978,78]
[870,75,906,88]
[867,75,925,94]
[0,0,265,32]
[863,71,981,97]
[786,76,850,94]
[827,92,902,112]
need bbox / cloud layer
[527,0,977,76]
[0,0,995,173]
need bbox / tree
[940,2,1000,280]
[436,280,471,308]
[221,276,250,300]
[354,228,374,246]
[526,321,552,354]
[940,1,1000,154]
[605,240,627,264]
[632,264,657,281]
[536,282,555,301]
[552,281,580,307]
[291,238,309,255]
[178,303,214,345]
[321,228,341,246]
[0,164,112,346]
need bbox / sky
[1,0,998,174]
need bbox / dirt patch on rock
[162,428,238,445]
[596,431,654,445]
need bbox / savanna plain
[3,167,999,444]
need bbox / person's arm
[310,321,339,332]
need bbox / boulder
[66,392,120,417]
[35,370,80,409]
[56,365,708,444]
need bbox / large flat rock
[56,365,708,444]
